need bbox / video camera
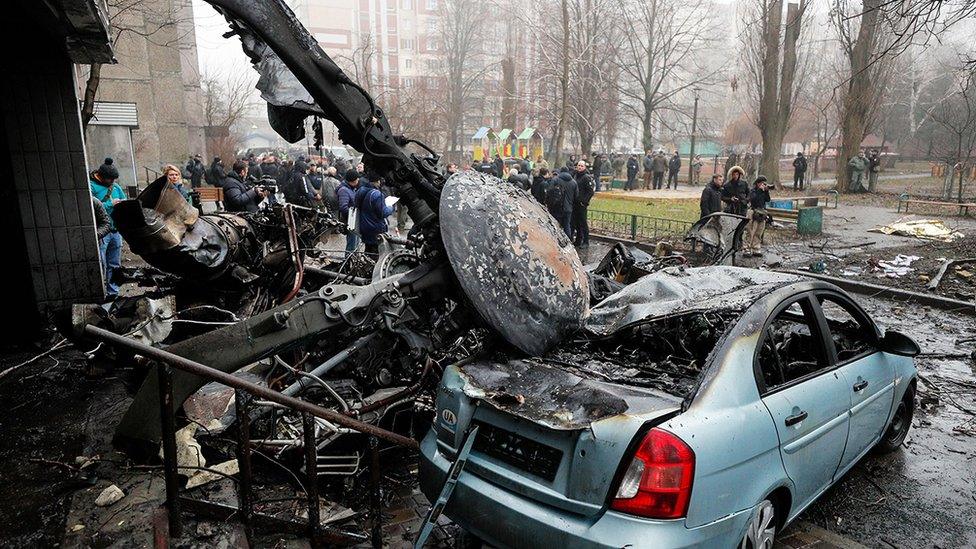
[247,174,279,194]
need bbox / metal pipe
[369,436,382,549]
[157,365,182,537]
[282,334,377,397]
[303,267,370,286]
[235,391,254,540]
[282,204,305,304]
[302,412,320,540]
[86,325,418,449]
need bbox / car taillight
[611,427,694,519]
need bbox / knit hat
[96,158,119,180]
[345,168,360,182]
[754,175,768,185]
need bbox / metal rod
[157,364,182,537]
[86,325,418,449]
[235,390,254,540]
[369,436,383,549]
[302,412,320,541]
[282,333,377,397]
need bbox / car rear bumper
[419,429,751,548]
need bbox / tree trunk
[81,63,102,130]
[836,0,882,192]
[552,0,570,166]
[501,57,516,129]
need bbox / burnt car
[420,266,918,548]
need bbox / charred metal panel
[439,171,589,356]
[586,266,803,335]
[457,359,681,430]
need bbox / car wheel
[739,499,776,549]
[875,384,915,453]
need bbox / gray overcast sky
[192,0,248,76]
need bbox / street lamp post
[688,88,701,185]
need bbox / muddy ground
[0,232,973,548]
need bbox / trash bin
[797,206,823,235]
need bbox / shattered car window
[817,296,876,362]
[544,311,738,399]
[758,299,828,391]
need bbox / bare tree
[743,0,809,188]
[796,43,843,179]
[831,0,901,192]
[614,0,717,151]
[566,0,618,157]
[930,70,976,201]
[82,0,190,129]
[439,0,492,160]
[333,33,377,93]
[201,67,254,162]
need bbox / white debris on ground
[875,254,921,278]
[94,485,125,507]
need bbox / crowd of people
[91,144,888,298]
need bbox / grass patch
[589,196,700,222]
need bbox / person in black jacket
[186,154,205,188]
[745,176,771,256]
[206,157,225,186]
[492,154,505,178]
[282,161,316,206]
[626,154,639,191]
[571,160,594,246]
[722,165,749,215]
[550,168,577,237]
[667,151,682,189]
[222,160,267,212]
[699,173,725,219]
[531,167,549,203]
[792,152,808,191]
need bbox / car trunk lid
[432,359,682,517]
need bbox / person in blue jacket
[337,169,362,255]
[89,158,126,298]
[354,175,394,257]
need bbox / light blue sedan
[420,266,918,548]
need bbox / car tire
[875,384,915,454]
[740,499,776,549]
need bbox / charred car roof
[585,266,806,336]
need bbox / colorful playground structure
[471,127,544,161]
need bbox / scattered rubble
[94,485,125,507]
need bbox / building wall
[1,20,106,335]
[80,0,207,188]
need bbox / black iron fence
[587,209,694,241]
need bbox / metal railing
[587,209,694,241]
[85,324,400,547]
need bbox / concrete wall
[1,22,105,336]
[81,0,207,188]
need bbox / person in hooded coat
[89,158,126,298]
[721,165,749,216]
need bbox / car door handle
[784,410,808,426]
[853,380,869,392]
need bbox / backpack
[545,179,565,212]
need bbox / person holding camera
[222,160,267,213]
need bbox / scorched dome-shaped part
[439,171,589,355]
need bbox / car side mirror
[880,330,921,357]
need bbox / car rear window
[540,311,738,399]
